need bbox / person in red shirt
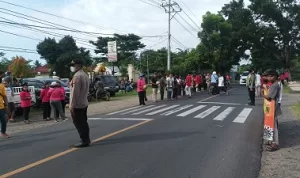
[280,73,285,85]
[40,82,51,121]
[55,81,66,119]
[185,74,192,98]
[284,71,289,82]
[48,82,66,122]
[20,83,32,124]
[195,74,201,92]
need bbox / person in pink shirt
[48,82,66,122]
[55,81,66,119]
[40,81,51,121]
[137,74,146,105]
[20,83,32,124]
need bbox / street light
[37,72,41,76]
[53,71,56,76]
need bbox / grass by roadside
[291,102,300,119]
[283,85,290,94]
[113,86,153,100]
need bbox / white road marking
[120,105,155,115]
[106,105,143,115]
[213,107,235,121]
[146,105,180,115]
[89,118,152,121]
[161,105,194,116]
[194,106,221,119]
[233,108,253,123]
[197,101,244,105]
[132,105,167,115]
[177,105,207,117]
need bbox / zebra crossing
[105,104,254,124]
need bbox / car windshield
[44,79,68,87]
[100,76,116,83]
[242,72,249,76]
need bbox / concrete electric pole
[161,0,181,71]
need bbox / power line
[0,48,38,54]
[173,17,196,38]
[0,0,130,34]
[0,46,36,51]
[171,36,187,49]
[177,13,198,32]
[178,0,200,25]
[138,0,162,8]
[0,29,41,41]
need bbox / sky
[0,0,251,65]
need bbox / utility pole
[147,54,149,84]
[162,0,181,71]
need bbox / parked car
[93,75,119,96]
[239,71,250,85]
[19,78,70,107]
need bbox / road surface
[0,86,263,178]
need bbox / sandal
[1,133,10,138]
[266,144,279,152]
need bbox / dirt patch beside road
[259,94,300,178]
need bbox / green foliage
[90,33,146,67]
[0,53,10,72]
[37,35,93,78]
[34,60,42,68]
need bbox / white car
[239,71,250,85]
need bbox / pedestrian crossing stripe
[106,104,253,124]
[194,106,221,119]
[132,105,167,115]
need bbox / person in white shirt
[166,74,174,100]
[278,79,283,107]
[217,73,228,95]
[3,81,15,122]
[256,72,262,97]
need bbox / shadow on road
[93,131,204,146]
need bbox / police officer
[69,59,90,148]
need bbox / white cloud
[0,0,250,65]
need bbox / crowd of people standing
[136,72,232,105]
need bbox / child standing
[40,82,51,121]
[20,83,32,124]
[262,70,282,151]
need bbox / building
[34,65,50,77]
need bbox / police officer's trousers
[71,107,90,143]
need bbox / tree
[198,12,240,73]
[37,35,93,77]
[34,60,42,68]
[90,33,146,67]
[0,53,10,72]
[247,0,300,69]
[8,56,33,78]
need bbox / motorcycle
[88,88,110,102]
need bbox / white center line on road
[233,108,253,123]
[194,106,221,119]
[197,101,245,105]
[213,107,235,121]
[177,105,207,117]
[146,105,180,115]
[161,105,194,116]
[106,105,143,115]
[121,105,155,115]
[88,118,152,121]
[132,105,167,115]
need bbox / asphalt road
[0,86,263,178]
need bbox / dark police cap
[69,59,84,66]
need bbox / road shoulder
[259,93,300,178]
